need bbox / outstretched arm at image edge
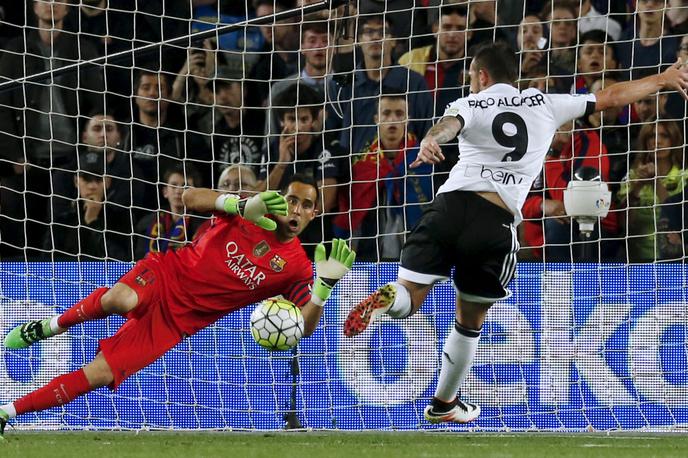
[594,59,688,112]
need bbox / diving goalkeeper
[0,174,355,439]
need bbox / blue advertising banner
[1,262,686,431]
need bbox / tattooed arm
[410,117,463,168]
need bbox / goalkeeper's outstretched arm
[182,188,287,231]
[182,187,226,212]
[300,239,356,337]
[594,59,688,112]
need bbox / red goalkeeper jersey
[143,214,314,335]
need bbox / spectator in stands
[78,111,146,214]
[129,0,191,73]
[325,1,358,86]
[126,70,180,210]
[573,31,619,93]
[246,0,299,110]
[519,64,560,92]
[398,4,470,118]
[617,0,679,79]
[634,92,669,123]
[668,0,688,34]
[43,152,132,262]
[218,164,258,195]
[398,4,470,190]
[585,77,630,189]
[517,15,547,79]
[212,68,264,181]
[679,33,688,63]
[266,17,332,139]
[125,70,209,209]
[171,40,217,142]
[259,83,344,255]
[254,0,275,45]
[618,119,687,262]
[135,165,203,260]
[259,83,341,212]
[659,185,688,260]
[326,14,433,155]
[65,0,135,56]
[665,34,688,119]
[516,14,571,93]
[334,91,433,261]
[193,164,258,241]
[466,0,509,51]
[578,0,623,41]
[542,2,577,75]
[358,0,431,57]
[660,31,688,257]
[64,0,135,111]
[0,0,104,258]
[522,121,619,261]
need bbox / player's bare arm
[411,116,463,168]
[594,59,688,112]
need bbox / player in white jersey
[343,42,688,424]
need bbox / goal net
[0,0,687,431]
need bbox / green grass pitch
[1,432,687,458]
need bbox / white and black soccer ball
[250,298,304,351]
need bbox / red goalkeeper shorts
[98,260,185,390]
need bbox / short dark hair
[578,30,611,47]
[281,173,319,202]
[133,70,169,95]
[577,30,615,59]
[440,5,468,19]
[357,14,393,37]
[81,109,120,133]
[301,16,330,37]
[214,78,242,93]
[274,83,323,121]
[162,164,200,187]
[379,85,407,104]
[472,42,518,84]
[541,1,577,19]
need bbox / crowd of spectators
[1,0,688,264]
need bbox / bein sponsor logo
[465,164,525,185]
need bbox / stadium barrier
[1,261,686,431]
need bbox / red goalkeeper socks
[57,287,109,329]
[14,369,92,415]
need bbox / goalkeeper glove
[216,191,288,231]
[312,238,356,306]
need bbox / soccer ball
[250,298,304,351]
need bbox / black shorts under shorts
[399,190,519,303]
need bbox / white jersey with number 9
[438,83,596,224]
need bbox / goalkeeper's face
[275,182,318,240]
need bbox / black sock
[431,397,457,413]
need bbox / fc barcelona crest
[135,268,154,286]
[253,240,270,257]
[270,254,287,272]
